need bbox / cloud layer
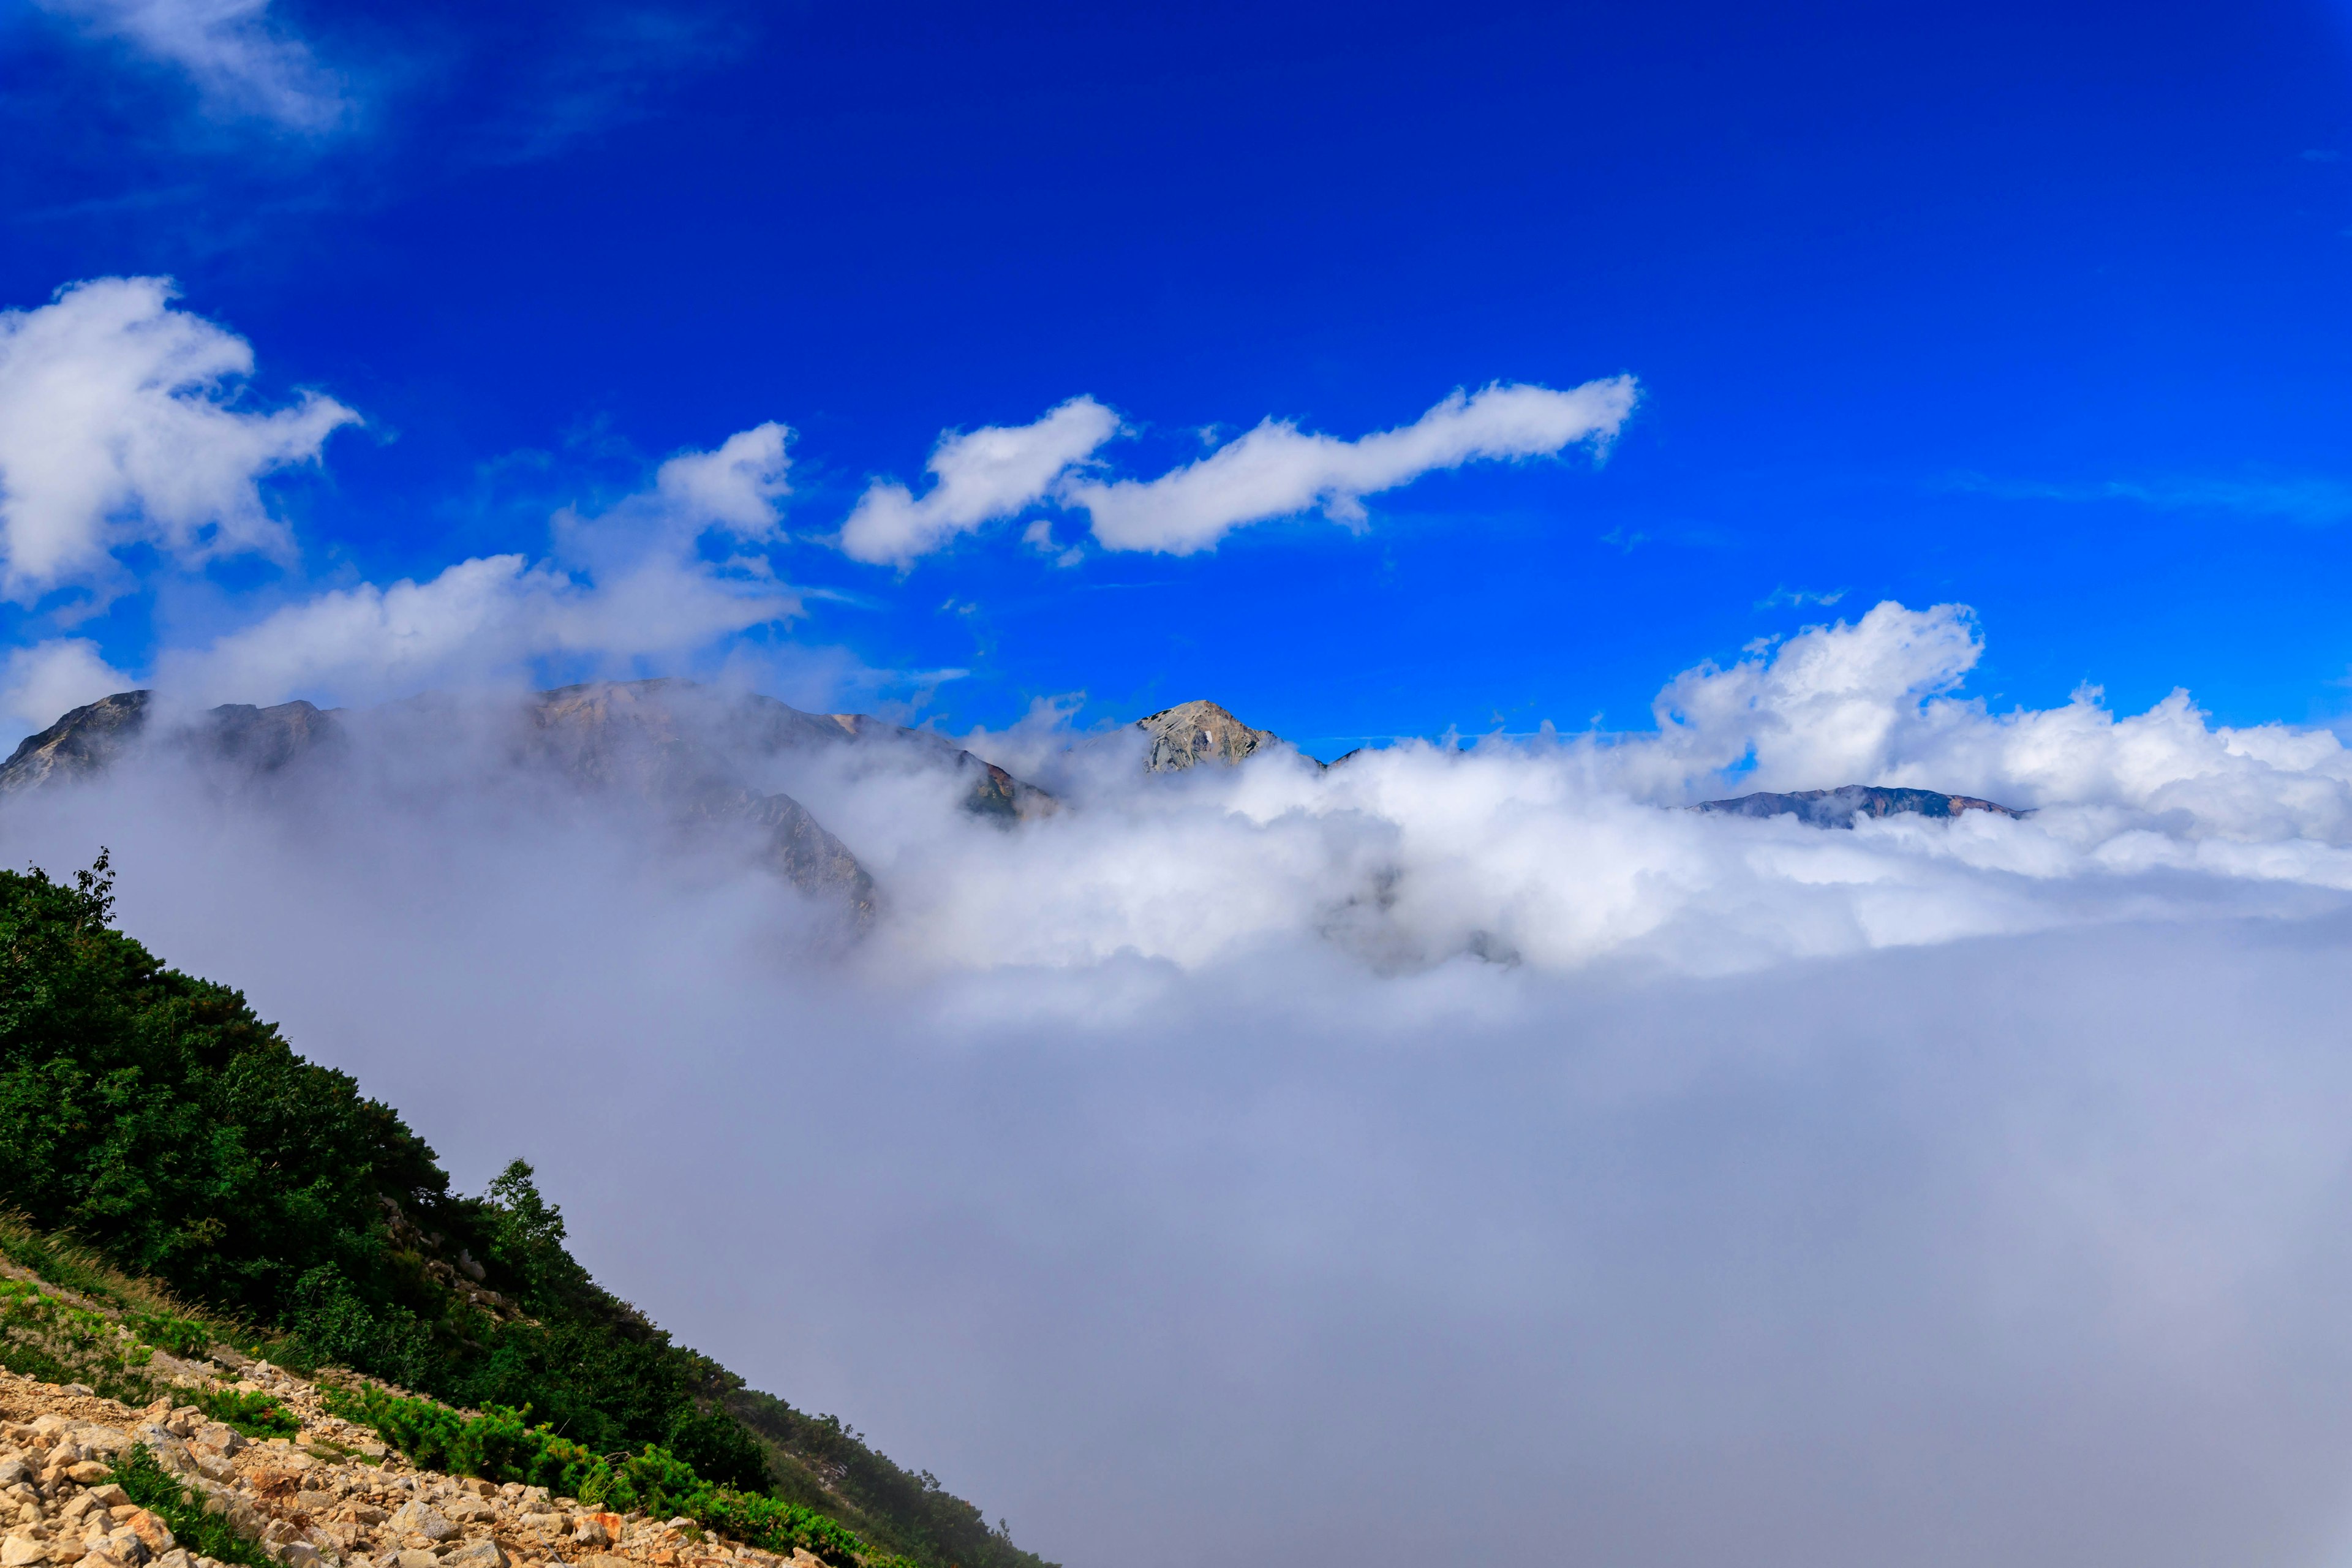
[6,636,2352,1568]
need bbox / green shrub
[108,1442,273,1568]
[126,1310,216,1359]
[322,1386,864,1566]
[194,1387,300,1439]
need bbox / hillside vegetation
[0,853,1052,1568]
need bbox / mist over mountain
[6,602,2352,1567]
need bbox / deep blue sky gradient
[6,0,2352,753]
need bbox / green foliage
[0,853,1058,1568]
[194,1387,301,1439]
[321,1386,865,1566]
[108,1442,274,1568]
[0,1277,160,1404]
[0,1218,135,1306]
[126,1310,217,1359]
[0,853,450,1324]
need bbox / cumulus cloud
[0,277,358,603]
[34,0,348,129]
[0,638,134,732]
[1064,377,1638,555]
[160,424,802,707]
[838,398,1119,567]
[638,423,793,543]
[820,600,2352,978]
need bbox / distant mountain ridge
[1129,702,2026,825]
[1693,785,2024,827]
[0,682,1058,919]
[1,691,2028,896]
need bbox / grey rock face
[198,701,342,777]
[1694,785,2023,827]
[1137,699,1298,771]
[523,682,880,918]
[0,692,152,795]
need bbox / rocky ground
[0,1371,824,1568]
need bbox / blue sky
[4,0,2351,755]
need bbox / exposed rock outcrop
[0,694,153,796]
[1136,701,1314,772]
[0,1369,832,1568]
[1693,785,2023,827]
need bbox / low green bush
[126,1310,217,1360]
[194,1387,301,1439]
[322,1385,865,1566]
[108,1443,274,1568]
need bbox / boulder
[386,1504,453,1544]
[121,1513,171,1556]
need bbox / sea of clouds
[11,275,2352,1567]
[6,599,2352,1568]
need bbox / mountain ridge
[0,684,1061,920]
[1692,785,2024,827]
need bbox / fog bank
[5,601,2352,1565]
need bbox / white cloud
[0,277,359,603]
[1063,377,1638,555]
[35,0,348,129]
[879,600,2352,976]
[1636,599,1989,792]
[162,425,804,707]
[0,638,134,733]
[839,397,1119,566]
[647,422,793,542]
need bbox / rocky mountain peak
[0,692,152,794]
[1136,701,1288,772]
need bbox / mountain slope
[0,856,1054,1568]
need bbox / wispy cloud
[32,0,349,130]
[164,424,803,706]
[1065,378,1638,555]
[1947,470,2352,526]
[1755,586,1845,610]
